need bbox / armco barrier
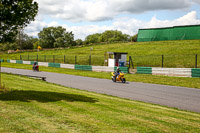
[114,67,129,73]
[16,60,23,64]
[192,68,200,77]
[48,63,60,68]
[23,61,31,65]
[10,60,16,63]
[92,66,114,72]
[137,67,152,74]
[152,68,191,77]
[4,59,200,78]
[60,64,74,69]
[136,67,200,78]
[38,62,48,67]
[31,61,35,65]
[75,65,92,71]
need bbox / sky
[24,0,200,40]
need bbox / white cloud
[35,0,194,22]
[146,11,200,28]
[192,0,200,4]
[25,11,200,40]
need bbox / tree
[38,26,74,48]
[75,39,83,46]
[15,29,38,49]
[100,30,130,43]
[0,0,38,43]
[85,33,101,44]
[131,34,138,42]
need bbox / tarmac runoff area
[2,67,200,113]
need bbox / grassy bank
[1,40,200,67]
[0,73,200,132]
[2,62,200,89]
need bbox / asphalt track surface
[2,67,200,113]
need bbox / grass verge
[0,73,200,132]
[2,62,200,89]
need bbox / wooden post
[89,55,91,65]
[0,61,1,88]
[53,55,55,63]
[75,56,77,65]
[64,55,66,64]
[44,55,46,62]
[162,55,164,68]
[195,54,198,68]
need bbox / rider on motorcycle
[33,61,38,71]
[115,67,121,79]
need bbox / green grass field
[0,73,200,132]
[2,62,200,89]
[1,40,200,67]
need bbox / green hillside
[1,40,200,68]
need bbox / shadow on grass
[0,90,98,103]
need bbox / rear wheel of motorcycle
[122,78,126,83]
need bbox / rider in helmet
[33,61,38,70]
[115,67,121,79]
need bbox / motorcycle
[33,64,39,72]
[111,72,126,83]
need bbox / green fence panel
[114,67,129,73]
[16,60,23,64]
[7,59,10,63]
[75,65,82,70]
[0,59,4,62]
[137,67,152,74]
[192,68,200,77]
[48,63,60,68]
[54,63,60,68]
[75,65,92,71]
[137,25,200,42]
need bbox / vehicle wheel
[112,77,116,82]
[122,78,126,83]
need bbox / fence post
[162,55,164,68]
[195,54,198,68]
[53,55,55,63]
[44,55,46,62]
[130,56,134,69]
[28,55,29,61]
[89,55,91,65]
[75,56,77,65]
[64,55,65,64]
[20,55,22,60]
[0,60,1,88]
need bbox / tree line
[0,26,138,51]
[0,0,137,51]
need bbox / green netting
[137,25,200,42]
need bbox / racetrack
[2,67,200,113]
